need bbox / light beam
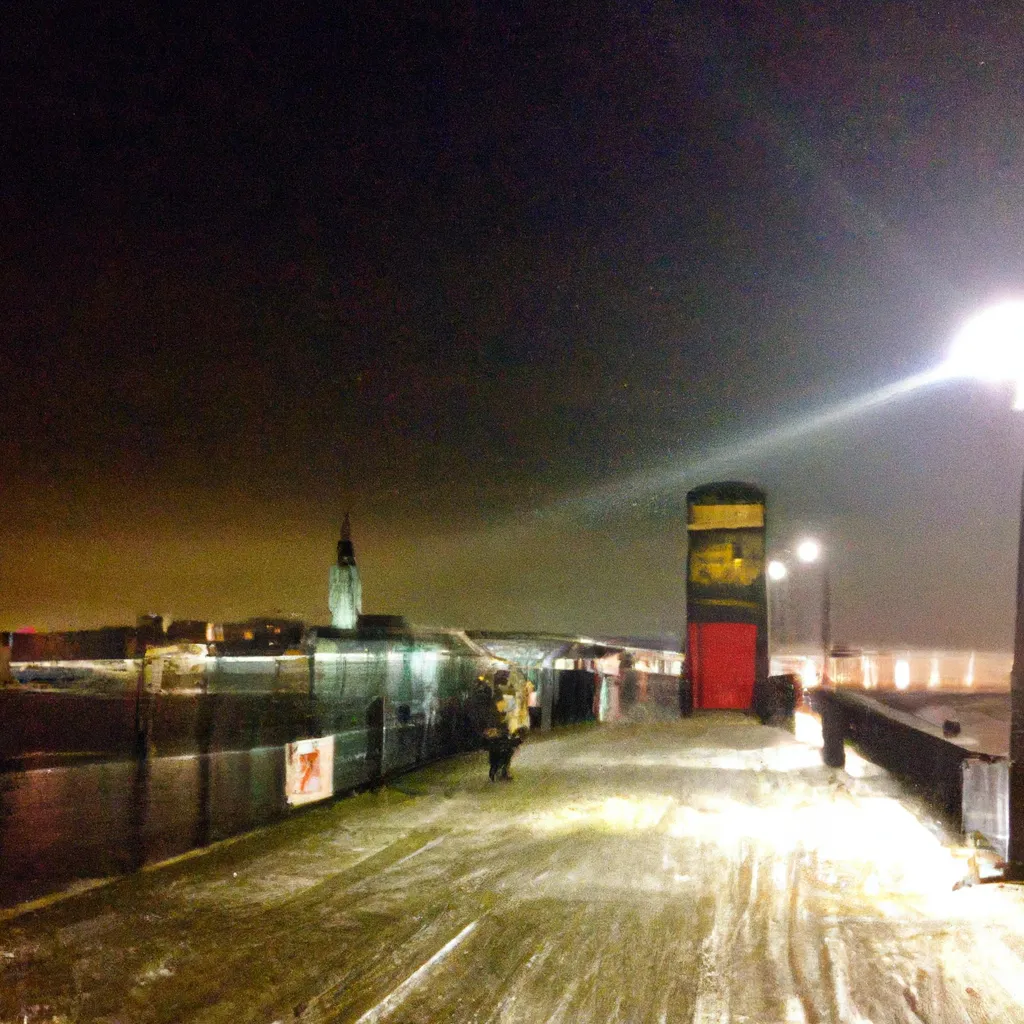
[531,365,950,522]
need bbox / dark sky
[3,1,1024,647]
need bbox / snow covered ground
[3,715,1024,1023]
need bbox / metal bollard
[821,692,846,769]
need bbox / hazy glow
[659,795,965,899]
[767,559,788,581]
[945,299,1024,409]
[568,743,824,774]
[965,652,976,688]
[796,538,821,563]
[533,795,675,833]
[800,657,819,691]
[929,657,940,689]
[861,655,875,689]
[793,710,823,748]
[894,658,910,691]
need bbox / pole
[821,566,832,686]
[1008,463,1024,873]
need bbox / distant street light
[797,538,821,564]
[947,300,1024,876]
[766,538,830,684]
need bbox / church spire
[329,513,362,628]
[337,512,355,566]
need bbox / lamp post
[946,300,1024,876]
[797,538,831,685]
[1010,474,1024,875]
[766,539,829,685]
[766,559,788,659]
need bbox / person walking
[492,669,533,781]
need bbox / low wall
[0,710,469,909]
[818,689,997,824]
[1,632,502,908]
[0,745,287,906]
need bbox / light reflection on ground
[4,715,1024,1023]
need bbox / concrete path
[3,716,1024,1023]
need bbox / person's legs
[500,735,521,779]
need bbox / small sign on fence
[285,735,335,806]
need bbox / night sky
[4,1,1024,647]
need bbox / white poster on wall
[285,735,335,806]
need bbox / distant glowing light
[945,299,1024,409]
[767,559,788,581]
[965,652,976,688]
[800,657,819,691]
[929,657,940,689]
[861,655,875,689]
[796,538,821,563]
[894,658,911,691]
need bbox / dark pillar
[821,691,846,769]
[821,568,832,684]
[541,668,555,731]
[128,658,153,871]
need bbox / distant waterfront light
[861,655,875,689]
[894,659,911,691]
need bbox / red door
[688,622,757,710]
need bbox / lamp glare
[946,299,1024,409]
[796,539,821,564]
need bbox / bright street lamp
[948,301,1024,876]
[796,538,821,564]
[945,299,1024,409]
[767,560,788,581]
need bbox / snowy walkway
[3,715,1024,1023]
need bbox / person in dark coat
[467,677,509,780]
[493,679,526,780]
